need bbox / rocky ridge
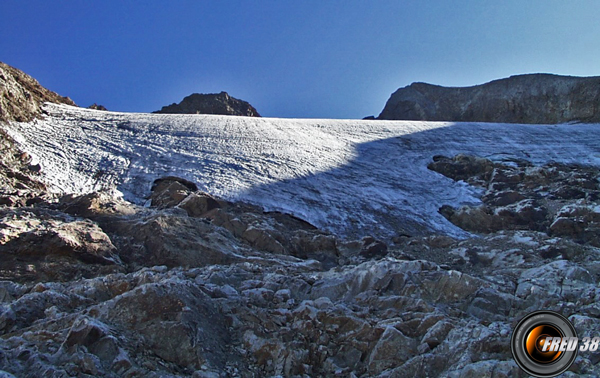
[0,61,75,124]
[154,92,261,117]
[1,63,600,377]
[378,74,600,124]
[0,62,76,208]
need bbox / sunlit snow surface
[7,103,600,239]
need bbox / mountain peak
[154,92,260,117]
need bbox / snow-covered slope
[7,103,600,239]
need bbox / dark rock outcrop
[87,103,107,111]
[154,91,261,117]
[378,74,600,123]
[431,154,600,245]
[0,61,75,123]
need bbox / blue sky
[2,1,599,119]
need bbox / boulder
[482,190,525,206]
[114,213,244,268]
[0,209,124,282]
[97,279,232,370]
[58,192,137,218]
[428,154,494,183]
[359,236,388,258]
[367,326,417,374]
[178,192,221,217]
[149,176,198,208]
[439,205,497,233]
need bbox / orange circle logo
[511,311,578,377]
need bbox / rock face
[154,91,261,117]
[378,74,600,123]
[0,61,75,123]
[0,62,75,208]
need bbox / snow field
[7,103,600,239]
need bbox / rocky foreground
[3,147,600,377]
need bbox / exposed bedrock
[378,74,600,123]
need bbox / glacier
[6,103,600,240]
